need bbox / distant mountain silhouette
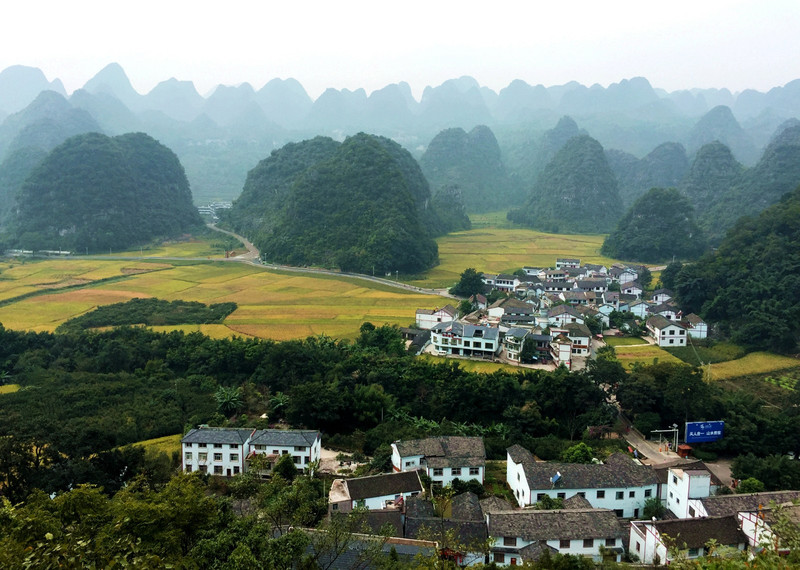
[0,65,65,114]
[83,63,143,111]
[142,78,205,122]
[687,105,758,165]
[607,142,689,206]
[254,78,313,128]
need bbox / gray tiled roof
[345,471,423,500]
[644,516,747,549]
[395,436,486,461]
[513,450,657,490]
[430,321,499,341]
[652,459,723,487]
[451,492,484,521]
[182,427,253,445]
[646,315,684,330]
[249,429,319,447]
[481,496,516,515]
[488,509,624,541]
[699,491,800,517]
[562,494,593,509]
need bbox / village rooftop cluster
[181,428,799,565]
[411,258,707,370]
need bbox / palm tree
[215,386,242,417]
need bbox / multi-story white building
[487,508,625,565]
[181,426,321,476]
[665,467,712,518]
[430,321,500,358]
[684,313,708,339]
[646,315,687,347]
[506,445,658,518]
[503,327,529,362]
[391,436,485,487]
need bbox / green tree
[449,268,484,297]
[737,477,765,494]
[215,386,243,417]
[560,442,594,463]
[643,496,666,519]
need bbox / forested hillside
[601,187,706,262]
[419,125,519,212]
[673,184,800,353]
[224,133,466,274]
[10,132,202,251]
[508,135,622,233]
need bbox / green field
[665,342,747,366]
[604,336,646,346]
[419,354,526,374]
[0,384,20,395]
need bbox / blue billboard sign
[685,421,724,443]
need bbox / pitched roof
[548,304,581,318]
[646,315,685,330]
[344,471,423,500]
[684,313,705,325]
[643,516,747,549]
[488,509,624,541]
[394,436,486,462]
[562,494,593,509]
[451,492,484,521]
[505,327,530,340]
[651,459,723,487]
[249,429,319,447]
[699,491,800,517]
[653,288,674,297]
[507,444,537,467]
[514,450,657,491]
[182,427,252,445]
[481,496,516,515]
[430,321,499,340]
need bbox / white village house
[391,436,486,487]
[181,426,321,476]
[646,315,687,347]
[506,445,658,518]
[328,471,423,514]
[415,305,458,330]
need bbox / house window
[614,509,624,517]
[473,342,482,348]
[185,465,193,472]
[213,465,223,474]
[689,506,696,517]
[504,537,516,547]
[583,539,593,548]
[605,538,616,547]
[433,468,443,477]
[451,468,461,476]
[669,491,674,499]
[636,542,641,552]
[578,492,586,498]
[485,343,493,349]
[517,473,520,481]
[645,489,652,498]
[199,465,207,473]
[629,491,635,498]
[559,539,570,549]
[233,466,240,474]
[688,548,699,557]
[405,461,414,467]
[273,450,280,454]
[198,443,207,448]
[679,330,685,335]
[494,553,505,563]
[597,490,605,499]
[198,453,207,461]
[537,493,546,501]
[213,444,222,448]
[230,454,238,462]
[669,339,674,344]
[557,492,566,499]
[184,452,192,461]
[470,467,480,476]
[230,444,238,449]
[464,341,471,347]
[213,453,222,461]
[296,446,306,452]
[256,445,266,450]
[293,456,301,464]
[304,456,309,464]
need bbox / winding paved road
[206,224,457,300]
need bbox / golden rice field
[612,344,684,369]
[128,434,182,456]
[707,352,800,381]
[406,226,620,289]
[105,237,236,259]
[0,258,438,340]
[0,384,20,395]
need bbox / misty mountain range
[1,63,800,207]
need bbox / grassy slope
[0,384,20,394]
[128,434,182,456]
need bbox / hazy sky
[2,0,799,100]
